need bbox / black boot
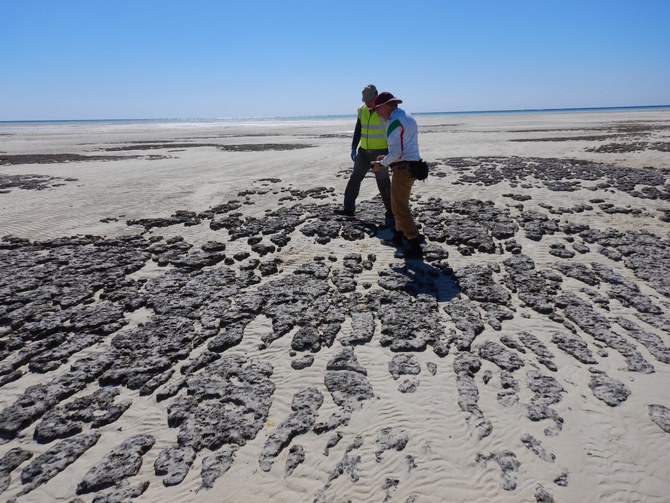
[334,208,355,217]
[403,237,423,259]
[383,230,404,248]
[383,212,395,229]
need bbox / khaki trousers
[390,166,418,238]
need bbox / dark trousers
[343,147,392,216]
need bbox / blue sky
[2,0,669,120]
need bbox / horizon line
[2,104,669,124]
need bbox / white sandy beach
[1,110,670,503]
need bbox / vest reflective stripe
[358,104,388,149]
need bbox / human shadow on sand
[370,225,461,302]
[379,257,460,301]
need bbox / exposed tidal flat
[1,109,670,502]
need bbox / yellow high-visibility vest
[358,104,388,150]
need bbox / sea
[1,105,669,129]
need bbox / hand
[370,161,383,173]
[350,149,356,162]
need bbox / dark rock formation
[479,341,525,371]
[500,335,526,354]
[324,371,373,409]
[455,265,511,306]
[285,445,305,476]
[518,332,557,371]
[535,484,556,503]
[553,262,599,286]
[615,318,670,364]
[388,354,421,380]
[376,292,443,352]
[20,432,100,495]
[314,435,365,501]
[551,332,598,364]
[158,356,274,485]
[2,164,669,501]
[291,354,315,370]
[497,371,520,407]
[443,298,484,350]
[324,432,343,456]
[521,433,555,463]
[0,448,33,494]
[516,210,559,241]
[483,303,515,330]
[525,368,564,429]
[556,292,654,373]
[34,387,131,443]
[589,373,631,406]
[453,353,492,439]
[88,480,150,503]
[549,243,575,259]
[375,427,409,462]
[154,446,196,486]
[648,404,670,433]
[398,378,419,393]
[328,348,367,375]
[77,434,155,494]
[442,156,669,201]
[0,360,113,439]
[503,255,561,314]
[341,310,375,346]
[476,450,520,491]
[200,445,237,489]
[418,198,517,254]
[259,387,323,471]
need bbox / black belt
[390,161,410,169]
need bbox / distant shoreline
[2,105,669,126]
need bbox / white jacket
[379,108,421,166]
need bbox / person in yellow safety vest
[334,84,394,227]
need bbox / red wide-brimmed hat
[373,91,403,109]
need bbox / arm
[351,117,362,150]
[378,119,403,167]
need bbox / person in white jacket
[371,91,423,259]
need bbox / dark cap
[373,91,403,109]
